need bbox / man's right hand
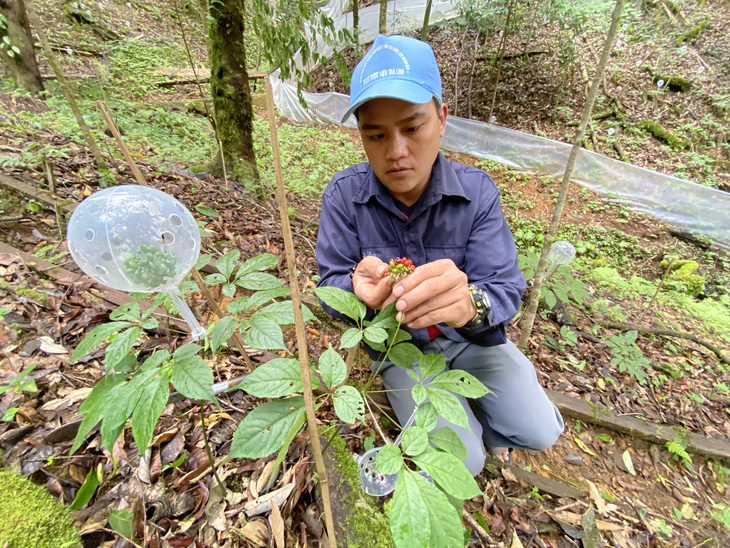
[352,256,394,310]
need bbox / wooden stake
[96,102,147,186]
[264,75,337,548]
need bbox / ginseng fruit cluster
[385,257,415,282]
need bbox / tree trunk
[420,0,433,40]
[378,0,387,34]
[0,0,44,95]
[517,0,624,349]
[208,0,259,183]
[352,0,359,48]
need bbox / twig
[200,400,227,495]
[100,527,144,548]
[453,33,467,117]
[467,32,481,119]
[363,394,392,445]
[487,1,515,123]
[636,258,673,324]
[344,345,358,377]
[264,77,337,548]
[96,102,147,186]
[462,510,499,546]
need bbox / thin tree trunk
[0,0,44,95]
[24,0,106,169]
[352,0,359,48]
[487,0,514,123]
[517,0,624,349]
[379,0,387,34]
[208,0,259,183]
[421,0,433,40]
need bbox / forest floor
[1,0,730,547]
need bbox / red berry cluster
[385,257,415,282]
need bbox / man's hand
[352,256,394,310]
[385,259,476,328]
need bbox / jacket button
[405,225,411,231]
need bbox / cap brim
[341,79,435,123]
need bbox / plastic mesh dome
[67,185,200,293]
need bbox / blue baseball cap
[341,35,442,123]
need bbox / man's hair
[354,97,443,125]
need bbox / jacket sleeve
[456,173,525,345]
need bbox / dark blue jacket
[315,152,525,353]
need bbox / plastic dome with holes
[67,185,200,293]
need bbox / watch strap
[465,284,491,328]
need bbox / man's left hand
[384,259,476,329]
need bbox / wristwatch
[464,284,491,328]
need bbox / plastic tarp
[269,0,730,253]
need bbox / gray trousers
[373,338,564,476]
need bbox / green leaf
[545,289,557,309]
[72,374,125,454]
[426,387,469,430]
[105,327,141,370]
[254,300,316,324]
[229,397,305,459]
[70,465,100,510]
[141,349,170,371]
[375,444,403,475]
[363,325,388,346]
[108,508,133,539]
[171,357,215,401]
[412,384,427,405]
[429,370,490,399]
[226,296,249,315]
[240,316,287,351]
[131,372,169,450]
[622,449,636,476]
[235,253,280,277]
[388,342,422,370]
[173,343,202,361]
[222,283,236,298]
[428,428,468,460]
[71,321,131,362]
[243,286,291,311]
[194,254,212,270]
[211,316,239,353]
[217,249,240,279]
[205,273,227,285]
[411,449,481,499]
[195,204,220,217]
[333,385,364,424]
[2,408,18,421]
[318,346,347,388]
[389,469,429,548]
[401,426,429,456]
[235,272,284,290]
[313,286,366,323]
[369,302,399,328]
[415,403,437,431]
[340,328,363,349]
[411,470,465,548]
[239,358,302,397]
[110,302,141,322]
[419,354,446,380]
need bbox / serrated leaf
[415,403,437,431]
[363,325,388,345]
[235,253,280,278]
[141,349,170,371]
[229,397,305,459]
[545,289,557,309]
[132,372,169,450]
[333,385,364,424]
[226,296,249,315]
[222,283,236,298]
[426,387,469,430]
[173,343,202,361]
[194,254,212,270]
[318,346,347,388]
[428,428,468,460]
[195,204,220,217]
[254,300,316,324]
[105,327,141,370]
[622,449,636,476]
[72,374,125,454]
[429,370,489,398]
[171,357,215,401]
[108,508,133,539]
[390,469,429,548]
[409,469,464,548]
[388,342,422,369]
[369,302,399,328]
[211,316,238,353]
[375,444,403,475]
[411,448,481,499]
[419,354,446,380]
[205,273,226,285]
[401,426,429,456]
[239,358,302,397]
[235,272,284,290]
[412,384,427,405]
[340,328,362,349]
[313,286,366,323]
[240,316,287,351]
[70,465,100,510]
[216,250,240,279]
[110,302,141,322]
[243,286,291,312]
[71,321,131,362]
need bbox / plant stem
[264,77,337,548]
[636,258,673,324]
[363,320,402,396]
[518,0,625,349]
[199,400,226,495]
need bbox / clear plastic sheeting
[269,0,730,253]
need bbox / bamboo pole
[518,0,625,349]
[24,0,107,170]
[264,75,337,548]
[96,102,148,186]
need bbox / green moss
[15,288,49,307]
[643,67,691,92]
[666,261,706,296]
[325,431,394,548]
[0,468,81,548]
[588,267,625,287]
[674,16,710,46]
[638,120,689,150]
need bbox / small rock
[564,453,585,466]
[590,457,604,469]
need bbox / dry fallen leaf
[269,501,285,548]
[238,517,270,547]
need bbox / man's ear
[438,103,448,137]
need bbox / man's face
[357,98,447,206]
